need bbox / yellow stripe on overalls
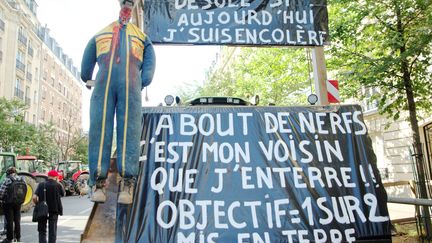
[121,27,131,177]
[97,26,117,177]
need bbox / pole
[311,47,329,105]
[388,197,432,206]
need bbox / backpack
[5,177,28,204]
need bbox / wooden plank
[383,181,412,187]
[81,159,119,243]
[311,47,329,105]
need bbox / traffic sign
[327,80,340,103]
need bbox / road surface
[1,195,93,243]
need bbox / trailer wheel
[20,175,37,213]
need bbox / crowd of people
[0,167,65,243]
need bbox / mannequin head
[119,0,136,25]
[119,0,136,8]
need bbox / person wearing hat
[81,0,156,204]
[0,167,25,243]
[33,170,65,243]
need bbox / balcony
[18,33,27,46]
[14,88,24,100]
[0,19,5,32]
[16,60,25,72]
[26,72,32,82]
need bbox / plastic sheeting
[143,0,329,46]
[121,105,391,242]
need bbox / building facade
[362,98,432,196]
[0,0,82,135]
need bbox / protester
[0,167,27,243]
[81,0,155,204]
[33,170,65,243]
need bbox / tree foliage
[185,47,312,106]
[70,133,89,164]
[327,0,432,119]
[23,124,57,162]
[327,0,432,206]
[0,98,35,153]
[0,98,88,163]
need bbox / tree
[185,47,312,106]
[0,98,59,161]
[0,98,30,150]
[29,124,60,162]
[70,133,89,164]
[53,110,86,161]
[327,0,432,235]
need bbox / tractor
[16,155,49,184]
[56,160,89,196]
[0,152,37,212]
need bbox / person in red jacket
[33,170,65,243]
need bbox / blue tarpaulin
[121,105,391,242]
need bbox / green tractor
[0,152,38,212]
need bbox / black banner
[143,0,329,46]
[125,105,391,242]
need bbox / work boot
[90,180,106,203]
[118,178,134,204]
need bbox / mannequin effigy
[81,0,155,204]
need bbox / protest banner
[143,0,329,46]
[125,105,391,242]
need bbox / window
[33,91,37,104]
[14,78,23,99]
[0,155,15,174]
[16,50,25,71]
[18,26,27,45]
[25,86,30,105]
[27,63,32,81]
[28,40,34,57]
[0,37,2,63]
[15,78,22,90]
[17,50,24,61]
[362,87,379,112]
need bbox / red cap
[47,170,59,177]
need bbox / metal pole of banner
[387,197,432,206]
[311,46,330,106]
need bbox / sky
[36,0,220,131]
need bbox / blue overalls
[81,21,156,187]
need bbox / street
[1,196,93,243]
